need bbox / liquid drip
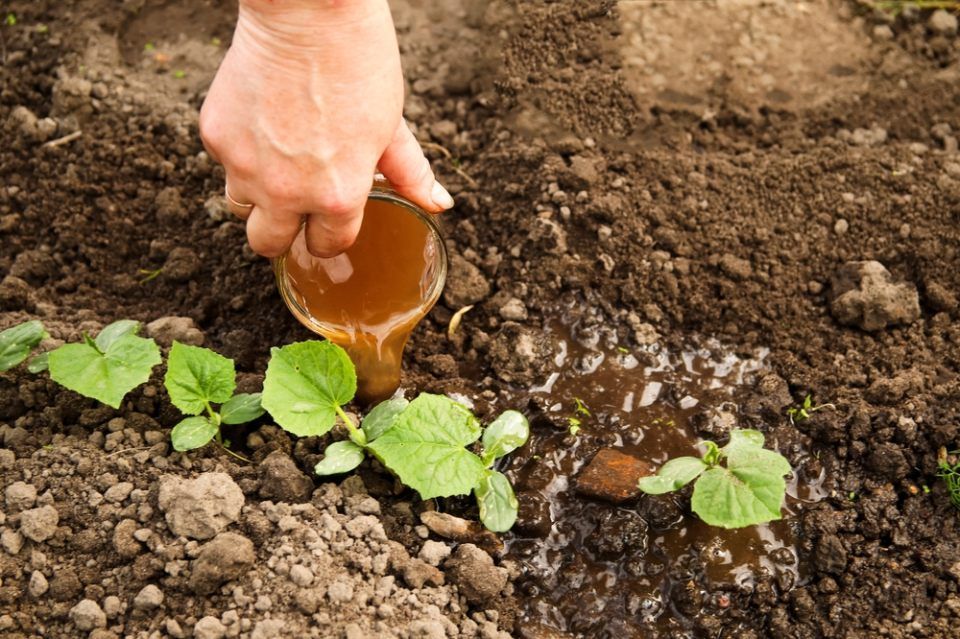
[282,198,443,403]
[498,321,827,637]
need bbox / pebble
[929,9,958,36]
[189,532,255,595]
[133,584,164,610]
[498,298,528,321]
[829,261,920,331]
[70,599,107,631]
[575,448,653,503]
[28,570,49,597]
[20,505,59,542]
[145,316,204,347]
[251,620,286,639]
[193,616,227,639]
[103,595,122,618]
[104,482,134,503]
[1,529,24,555]
[327,579,355,603]
[288,564,314,587]
[5,481,37,511]
[157,473,244,540]
[834,218,849,235]
[419,540,452,567]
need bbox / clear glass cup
[273,177,447,403]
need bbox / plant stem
[335,405,367,446]
[216,440,252,464]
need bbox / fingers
[224,179,255,221]
[378,120,454,213]
[303,204,366,259]
[244,206,303,259]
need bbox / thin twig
[43,130,82,148]
[104,446,154,458]
[421,141,479,189]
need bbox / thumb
[378,120,454,213]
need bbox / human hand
[200,0,453,258]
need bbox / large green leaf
[48,331,161,408]
[637,456,708,495]
[315,440,366,476]
[170,416,218,452]
[94,320,140,352]
[367,394,486,499]
[691,432,791,528]
[220,392,265,425]
[0,320,47,372]
[481,410,529,465]
[361,396,409,441]
[262,341,357,437]
[164,342,236,416]
[476,470,519,532]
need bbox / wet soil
[3,0,960,638]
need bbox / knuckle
[316,180,368,218]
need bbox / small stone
[834,219,849,235]
[251,620,286,639]
[165,619,185,639]
[103,596,122,618]
[254,594,273,611]
[575,448,653,503]
[20,505,59,542]
[418,540,452,566]
[28,570,49,597]
[189,532,255,595]
[872,24,893,40]
[829,261,920,331]
[597,225,613,241]
[929,9,958,36]
[444,544,508,605]
[70,599,107,631]
[719,254,752,280]
[327,579,355,603]
[133,584,164,610]
[193,616,227,639]
[5,481,37,511]
[258,451,314,503]
[444,254,491,307]
[288,564,314,587]
[157,473,244,540]
[146,316,204,347]
[104,482,134,503]
[155,187,186,224]
[113,518,142,558]
[1,529,23,555]
[401,559,444,589]
[419,511,503,555]
[498,298,528,321]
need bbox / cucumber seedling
[261,341,530,532]
[163,342,264,458]
[638,429,792,529]
[786,394,835,425]
[0,320,47,372]
[937,447,960,510]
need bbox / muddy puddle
[495,319,827,637]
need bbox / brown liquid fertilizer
[274,181,446,403]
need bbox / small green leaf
[261,341,356,437]
[481,410,530,465]
[476,470,519,532]
[690,431,791,528]
[170,416,218,451]
[220,393,265,425]
[314,440,366,476]
[94,320,140,352]
[26,352,49,373]
[638,456,708,495]
[702,440,721,466]
[367,394,486,499]
[0,320,47,371]
[164,342,236,416]
[48,330,161,408]
[362,397,409,441]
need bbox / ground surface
[2,0,960,637]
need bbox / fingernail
[431,181,455,210]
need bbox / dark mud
[2,0,960,638]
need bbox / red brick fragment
[575,448,653,504]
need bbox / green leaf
[48,332,161,408]
[476,470,519,532]
[164,342,236,416]
[481,410,530,465]
[221,393,265,425]
[0,320,47,372]
[637,456,708,495]
[314,440,366,475]
[362,397,409,441]
[367,394,486,499]
[26,352,49,373]
[702,440,721,466]
[170,416,218,451]
[691,433,791,528]
[94,320,140,352]
[261,341,356,437]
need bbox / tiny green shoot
[0,320,48,372]
[35,24,48,34]
[937,447,960,510]
[144,42,155,52]
[5,13,16,26]
[638,429,792,529]
[138,268,163,284]
[48,320,161,408]
[173,69,186,79]
[787,394,835,425]
[263,341,530,532]
[164,342,264,459]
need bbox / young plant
[638,429,792,529]
[48,320,161,408]
[786,394,835,424]
[261,340,530,532]
[937,447,960,510]
[0,320,47,372]
[163,342,264,456]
